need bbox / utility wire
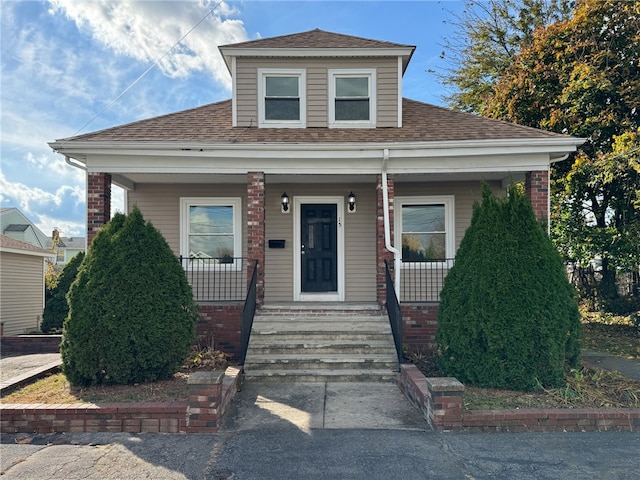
[70,1,222,137]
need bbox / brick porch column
[87,172,112,246]
[247,172,265,305]
[376,174,395,305]
[525,170,549,225]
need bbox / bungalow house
[49,30,582,377]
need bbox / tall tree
[438,0,573,113]
[483,0,640,309]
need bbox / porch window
[396,196,455,263]
[328,69,376,127]
[180,198,242,266]
[258,69,306,128]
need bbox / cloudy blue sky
[1,0,466,238]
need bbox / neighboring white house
[0,235,55,335]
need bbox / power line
[70,1,223,137]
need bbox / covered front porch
[82,168,549,358]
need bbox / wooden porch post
[87,172,112,246]
[247,172,265,305]
[376,174,395,306]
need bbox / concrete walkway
[223,381,428,432]
[0,353,62,395]
[582,350,640,381]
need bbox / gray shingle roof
[56,98,564,144]
[220,28,414,50]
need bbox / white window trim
[395,196,455,268]
[257,68,306,128]
[180,197,242,270]
[328,68,376,128]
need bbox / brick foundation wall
[0,336,62,355]
[197,304,243,359]
[400,304,439,351]
[398,365,640,432]
[0,367,241,434]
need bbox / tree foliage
[41,251,85,333]
[482,0,640,308]
[61,207,199,386]
[436,185,581,391]
[438,0,573,113]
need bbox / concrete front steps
[243,304,400,382]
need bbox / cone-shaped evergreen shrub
[41,251,85,333]
[61,207,198,386]
[436,185,580,391]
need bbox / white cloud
[47,0,248,91]
[0,172,86,236]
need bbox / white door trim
[293,196,345,301]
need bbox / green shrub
[41,252,85,333]
[61,207,199,386]
[436,184,581,391]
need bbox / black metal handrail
[399,258,455,302]
[240,260,259,365]
[179,256,248,301]
[385,260,404,365]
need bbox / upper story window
[395,196,455,264]
[328,69,376,128]
[180,197,242,267]
[258,69,306,128]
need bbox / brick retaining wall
[0,336,62,355]
[398,364,640,432]
[197,304,243,358]
[0,367,241,434]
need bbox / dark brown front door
[301,204,337,292]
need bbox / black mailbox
[268,239,286,248]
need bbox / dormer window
[258,69,306,128]
[328,69,376,128]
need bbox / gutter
[381,148,401,297]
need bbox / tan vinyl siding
[234,57,399,128]
[0,252,45,335]
[395,180,502,252]
[127,183,248,302]
[394,180,503,302]
[264,182,377,303]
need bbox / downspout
[65,156,87,171]
[381,148,401,297]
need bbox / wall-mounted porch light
[281,192,290,213]
[347,191,356,212]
